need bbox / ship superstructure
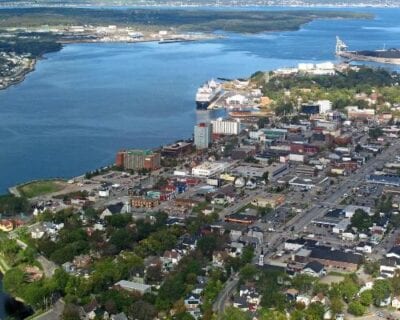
[195,79,222,110]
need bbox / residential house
[162,250,182,271]
[301,261,326,277]
[380,257,400,278]
[0,220,13,232]
[392,296,400,310]
[286,288,299,301]
[311,293,327,305]
[212,251,228,268]
[296,294,311,307]
[110,313,128,320]
[184,294,201,319]
[387,246,400,260]
[100,202,129,220]
[229,241,244,258]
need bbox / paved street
[213,275,239,314]
[32,299,65,320]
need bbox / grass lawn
[18,180,67,198]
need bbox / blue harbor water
[0,8,400,193]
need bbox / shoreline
[0,34,218,92]
[0,57,37,92]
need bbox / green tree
[220,307,251,320]
[239,264,258,281]
[128,300,157,320]
[259,309,287,320]
[350,209,373,232]
[390,271,400,295]
[364,261,380,277]
[369,127,383,139]
[372,279,392,306]
[305,303,325,320]
[360,289,373,306]
[340,278,359,302]
[347,301,366,316]
[292,274,316,293]
[330,296,344,315]
[241,246,254,265]
[290,310,305,320]
[62,303,81,320]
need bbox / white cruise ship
[195,79,222,110]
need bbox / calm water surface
[0,7,400,193]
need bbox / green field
[17,180,67,198]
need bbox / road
[37,255,57,278]
[32,299,65,320]
[212,275,239,314]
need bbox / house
[73,254,92,269]
[100,202,128,219]
[45,222,64,232]
[233,284,261,312]
[355,242,373,254]
[233,296,249,311]
[0,220,13,232]
[229,241,244,258]
[62,262,75,274]
[192,282,206,295]
[81,300,99,320]
[301,261,326,277]
[114,280,151,295]
[387,246,400,260]
[311,293,327,305]
[212,251,228,268]
[286,288,299,301]
[184,294,201,311]
[179,234,198,252]
[392,296,400,310]
[296,294,311,307]
[162,250,182,270]
[239,285,261,307]
[380,257,400,278]
[110,313,128,320]
[31,225,46,239]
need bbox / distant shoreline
[0,3,398,9]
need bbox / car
[376,311,385,318]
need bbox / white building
[194,123,212,150]
[317,100,332,114]
[226,94,248,105]
[344,205,372,218]
[192,161,230,177]
[211,118,240,135]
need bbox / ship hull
[196,101,210,110]
[337,51,400,65]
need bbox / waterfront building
[211,118,241,135]
[161,141,193,158]
[116,150,161,171]
[194,123,212,150]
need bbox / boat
[335,36,400,65]
[158,38,194,44]
[195,79,222,110]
